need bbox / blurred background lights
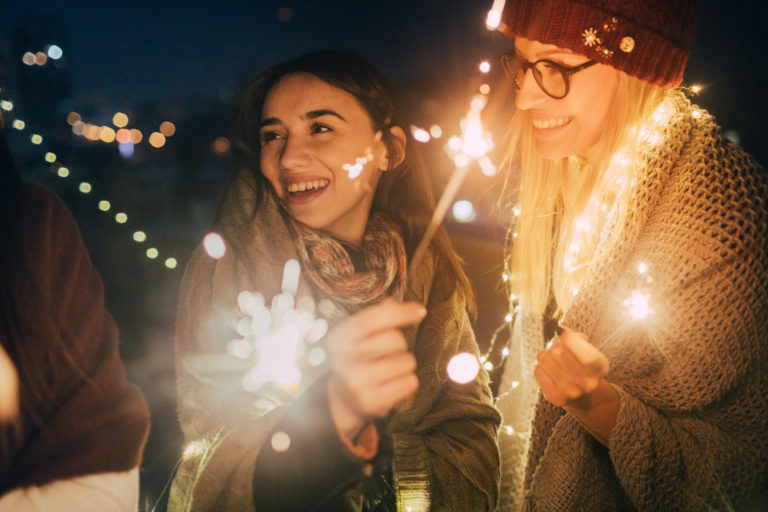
[203,232,226,259]
[116,128,132,143]
[270,431,291,452]
[164,258,178,269]
[212,136,230,154]
[0,100,13,111]
[12,119,25,130]
[115,212,128,224]
[22,52,35,65]
[57,167,70,178]
[79,182,92,194]
[447,352,480,384]
[98,200,111,211]
[411,126,430,143]
[100,126,116,143]
[429,125,442,139]
[133,231,147,243]
[149,132,166,148]
[130,129,143,144]
[478,61,491,73]
[31,134,43,144]
[119,142,135,158]
[159,121,176,137]
[44,152,56,162]
[479,83,491,95]
[71,121,85,135]
[35,52,47,66]
[66,112,81,125]
[146,248,159,259]
[452,200,476,223]
[47,44,63,60]
[113,112,129,127]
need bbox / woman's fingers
[559,328,609,376]
[327,298,426,350]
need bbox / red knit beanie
[499,0,698,88]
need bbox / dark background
[2,1,765,509]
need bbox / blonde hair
[502,71,672,317]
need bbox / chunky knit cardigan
[168,169,500,511]
[497,94,768,511]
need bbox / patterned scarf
[292,215,408,322]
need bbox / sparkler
[409,96,495,274]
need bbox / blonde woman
[492,0,768,510]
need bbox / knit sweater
[496,94,768,510]
[169,169,501,511]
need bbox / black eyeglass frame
[500,52,597,99]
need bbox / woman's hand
[534,327,619,446]
[0,344,19,422]
[326,298,425,441]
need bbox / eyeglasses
[500,51,597,99]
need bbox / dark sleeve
[252,376,386,511]
[9,184,150,488]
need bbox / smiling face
[514,37,620,160]
[259,73,391,245]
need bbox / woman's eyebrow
[304,109,346,122]
[515,46,576,60]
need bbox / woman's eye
[260,131,282,144]
[310,122,332,134]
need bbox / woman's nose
[515,69,549,111]
[279,136,311,169]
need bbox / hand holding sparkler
[535,326,618,446]
[326,298,426,441]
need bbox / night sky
[3,0,766,162]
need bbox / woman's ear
[378,126,406,171]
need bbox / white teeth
[533,117,568,129]
[286,179,329,193]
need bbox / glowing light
[692,109,702,119]
[479,83,491,95]
[72,121,85,135]
[119,142,134,158]
[115,212,128,224]
[447,353,480,384]
[130,129,143,144]
[212,136,230,154]
[112,112,129,128]
[623,290,652,319]
[429,125,442,138]
[479,156,496,176]
[22,52,35,66]
[503,425,515,435]
[462,110,487,156]
[66,112,81,125]
[146,248,159,259]
[0,101,13,111]
[453,153,470,168]
[165,258,178,269]
[35,52,47,66]
[452,200,476,222]
[271,431,291,452]
[100,126,116,143]
[470,95,487,112]
[342,156,369,179]
[12,119,25,130]
[690,84,702,94]
[504,313,513,323]
[203,232,226,259]
[638,262,648,275]
[483,361,494,371]
[411,126,431,143]
[31,134,43,145]
[79,182,92,194]
[44,152,56,163]
[47,45,63,60]
[57,167,69,178]
[149,132,166,148]
[447,136,462,151]
[183,440,206,458]
[116,128,132,143]
[486,0,505,29]
[133,231,147,243]
[502,273,509,282]
[479,61,491,73]
[98,200,111,211]
[84,124,100,141]
[281,259,301,295]
[159,121,176,137]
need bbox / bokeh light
[113,112,129,128]
[22,52,35,66]
[146,248,159,259]
[164,258,178,269]
[98,200,111,211]
[212,136,230,154]
[31,134,43,144]
[79,182,92,194]
[159,121,176,136]
[270,431,291,452]
[452,200,476,223]
[149,132,166,148]
[133,231,147,243]
[66,112,81,125]
[12,119,25,130]
[47,44,63,59]
[44,152,56,163]
[447,353,480,384]
[100,126,116,143]
[115,212,128,224]
[203,232,226,259]
[479,61,491,73]
[57,167,70,178]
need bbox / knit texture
[168,168,501,511]
[497,93,768,510]
[499,0,698,88]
